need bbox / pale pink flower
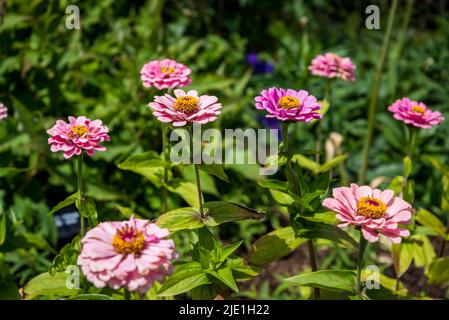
[47,116,110,159]
[388,97,444,129]
[323,184,413,244]
[77,216,177,293]
[254,87,322,122]
[0,103,7,120]
[309,53,356,82]
[140,59,192,90]
[149,89,222,126]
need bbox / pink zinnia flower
[47,116,110,159]
[140,59,192,90]
[323,184,413,244]
[77,216,177,293]
[0,103,7,120]
[309,53,356,82]
[254,87,322,122]
[388,97,444,129]
[149,89,222,126]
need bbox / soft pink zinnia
[309,53,356,82]
[0,103,7,120]
[323,184,413,244]
[388,97,444,129]
[254,87,322,122]
[149,89,222,126]
[77,216,177,293]
[140,59,192,90]
[47,116,110,159]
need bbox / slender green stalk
[281,122,319,299]
[358,0,398,184]
[355,234,368,298]
[407,126,417,159]
[161,124,168,213]
[77,153,85,236]
[194,164,204,219]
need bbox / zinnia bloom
[309,53,356,82]
[0,103,7,120]
[47,116,110,159]
[254,87,322,122]
[388,97,444,129]
[149,89,222,126]
[323,184,413,244]
[140,59,192,90]
[77,216,177,293]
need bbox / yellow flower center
[161,65,175,74]
[71,125,88,136]
[173,95,199,115]
[356,197,387,219]
[112,225,145,256]
[411,105,425,114]
[278,96,301,110]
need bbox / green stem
[194,164,204,219]
[358,0,398,184]
[77,153,85,236]
[162,124,168,213]
[355,234,368,298]
[407,126,417,159]
[307,240,320,300]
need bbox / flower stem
[162,124,168,213]
[77,153,85,236]
[194,164,204,219]
[355,234,368,298]
[307,240,320,300]
[407,126,417,159]
[358,0,398,184]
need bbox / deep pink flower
[0,103,7,120]
[140,59,192,90]
[149,89,222,126]
[309,53,356,82]
[388,97,444,129]
[77,216,177,293]
[47,116,110,159]
[323,184,413,244]
[254,87,322,122]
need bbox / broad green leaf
[182,165,218,196]
[203,202,265,227]
[218,240,243,263]
[24,272,80,299]
[156,208,203,232]
[197,164,229,182]
[269,189,294,205]
[206,266,239,292]
[416,209,446,238]
[257,179,288,191]
[303,211,339,225]
[361,269,407,296]
[167,179,200,207]
[284,270,356,293]
[320,155,348,173]
[412,235,436,268]
[425,257,449,285]
[391,242,414,277]
[50,235,81,275]
[292,154,319,173]
[67,294,113,300]
[117,151,165,187]
[158,262,211,297]
[227,257,260,280]
[293,217,357,250]
[76,197,98,226]
[48,192,78,216]
[248,227,307,266]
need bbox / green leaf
[203,202,265,227]
[117,151,166,187]
[156,208,204,232]
[403,156,412,178]
[292,154,319,173]
[24,272,80,299]
[158,262,211,297]
[403,179,414,203]
[227,257,260,280]
[257,179,288,191]
[0,209,6,246]
[22,233,56,254]
[248,227,307,266]
[416,209,446,238]
[269,189,294,205]
[425,257,449,285]
[197,164,229,182]
[424,156,449,177]
[50,235,81,275]
[76,197,98,226]
[284,270,356,293]
[320,155,348,173]
[387,176,405,195]
[412,235,436,268]
[293,217,357,250]
[391,242,414,278]
[66,294,114,300]
[167,179,200,207]
[48,192,78,216]
[206,266,239,292]
[218,241,243,263]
